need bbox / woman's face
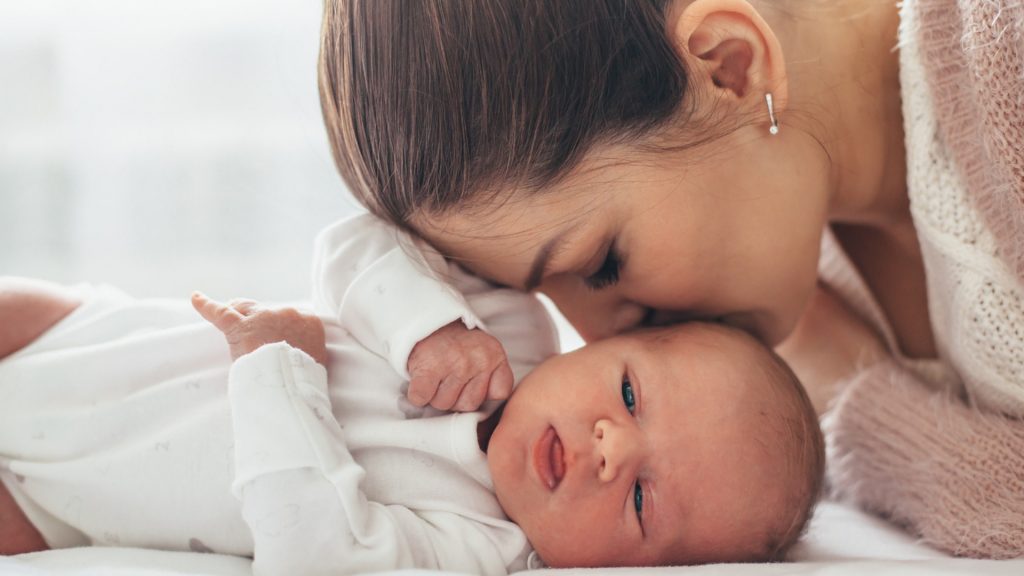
[418,128,832,345]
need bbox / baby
[0,215,824,573]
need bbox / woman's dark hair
[318,0,696,228]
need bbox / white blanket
[4,501,1022,576]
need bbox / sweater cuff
[339,247,482,379]
[824,360,1024,558]
[228,343,331,496]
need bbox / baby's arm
[225,342,511,575]
[312,214,511,411]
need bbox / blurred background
[0,0,581,349]
[0,0,361,301]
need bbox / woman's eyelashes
[584,241,622,290]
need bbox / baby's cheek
[533,499,634,568]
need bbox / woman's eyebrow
[524,230,572,290]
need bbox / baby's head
[486,323,824,567]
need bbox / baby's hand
[406,321,513,412]
[191,292,328,366]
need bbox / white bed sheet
[3,501,1021,576]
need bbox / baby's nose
[593,418,641,483]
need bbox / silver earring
[765,93,779,135]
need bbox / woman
[317,0,1024,558]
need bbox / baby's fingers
[191,292,244,333]
[407,372,442,408]
[453,372,490,412]
[430,373,469,411]
[487,362,514,401]
[227,298,259,316]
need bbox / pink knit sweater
[919,0,1024,281]
[822,0,1024,560]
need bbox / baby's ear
[667,0,789,110]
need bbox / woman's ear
[667,0,788,113]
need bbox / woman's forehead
[416,196,602,277]
[413,142,650,243]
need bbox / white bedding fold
[6,502,1024,576]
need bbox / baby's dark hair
[318,0,722,227]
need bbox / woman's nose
[611,302,650,334]
[593,418,641,483]
[571,300,648,341]
[539,279,646,340]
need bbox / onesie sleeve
[823,359,1024,559]
[228,343,513,575]
[311,213,483,379]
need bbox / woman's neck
[768,0,908,230]
[769,0,937,358]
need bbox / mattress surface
[4,501,1023,575]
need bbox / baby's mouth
[532,426,565,490]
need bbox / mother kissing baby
[319,0,1024,559]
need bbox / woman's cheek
[540,280,620,340]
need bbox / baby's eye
[633,481,644,521]
[621,378,636,414]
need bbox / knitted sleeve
[824,359,1024,559]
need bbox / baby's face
[487,324,793,567]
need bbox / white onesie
[0,214,559,575]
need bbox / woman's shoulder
[904,0,1024,285]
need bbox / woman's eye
[621,378,636,414]
[633,481,644,521]
[584,243,621,291]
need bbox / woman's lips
[532,426,565,490]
